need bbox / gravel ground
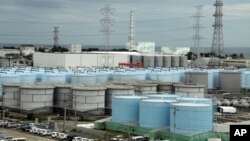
[0,128,56,141]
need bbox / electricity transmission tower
[192,5,206,68]
[100,4,115,67]
[53,26,59,47]
[211,0,224,57]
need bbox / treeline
[186,52,245,60]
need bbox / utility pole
[63,93,67,132]
[126,11,135,51]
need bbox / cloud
[223,3,250,20]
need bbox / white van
[11,138,27,141]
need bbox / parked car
[39,129,52,136]
[58,133,68,140]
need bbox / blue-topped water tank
[112,96,147,123]
[71,73,97,84]
[41,73,67,84]
[170,103,213,135]
[147,94,179,100]
[139,99,177,128]
[18,73,37,84]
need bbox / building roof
[218,106,237,113]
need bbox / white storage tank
[20,84,54,110]
[139,99,177,128]
[105,85,135,110]
[54,84,73,109]
[128,83,157,94]
[3,84,20,108]
[72,85,106,111]
[112,96,147,123]
[179,56,188,67]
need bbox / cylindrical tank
[174,84,205,98]
[128,83,158,94]
[185,71,213,93]
[157,82,182,92]
[179,56,188,67]
[143,55,155,68]
[105,85,135,110]
[171,56,180,67]
[154,55,163,67]
[139,99,177,128]
[20,85,54,110]
[3,84,20,108]
[217,100,222,106]
[177,97,213,105]
[54,84,73,109]
[18,73,37,84]
[163,56,172,68]
[222,99,231,106]
[131,55,142,64]
[41,73,67,84]
[112,96,147,123]
[71,73,97,84]
[219,71,242,93]
[147,94,179,100]
[72,85,106,111]
[170,103,213,134]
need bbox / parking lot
[0,128,56,141]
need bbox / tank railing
[30,68,39,72]
[114,70,125,74]
[15,70,24,73]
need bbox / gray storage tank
[3,84,20,108]
[179,56,188,67]
[72,85,106,111]
[163,56,172,68]
[131,55,143,64]
[171,56,180,67]
[157,82,182,92]
[54,84,73,109]
[20,84,54,110]
[219,71,242,93]
[143,55,155,68]
[105,85,135,110]
[154,55,163,67]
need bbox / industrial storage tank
[139,99,176,128]
[185,71,213,93]
[128,83,157,94]
[171,56,180,67]
[20,85,54,110]
[174,84,205,98]
[147,94,179,100]
[219,71,242,93]
[72,85,106,111]
[143,55,155,68]
[179,56,188,67]
[177,97,213,105]
[163,56,172,68]
[157,82,182,92]
[71,73,97,84]
[154,55,163,67]
[170,103,213,134]
[54,84,73,109]
[112,96,147,123]
[3,84,20,108]
[131,55,143,64]
[41,73,67,84]
[0,73,20,95]
[105,85,135,110]
[112,71,136,81]
[17,73,37,84]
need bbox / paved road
[0,128,56,141]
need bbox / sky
[0,0,250,48]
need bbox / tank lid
[178,97,211,101]
[20,84,55,89]
[171,103,210,107]
[2,83,20,87]
[106,84,135,90]
[141,99,177,103]
[173,84,205,88]
[72,85,106,90]
[113,96,148,99]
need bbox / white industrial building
[33,52,140,68]
[69,44,82,53]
